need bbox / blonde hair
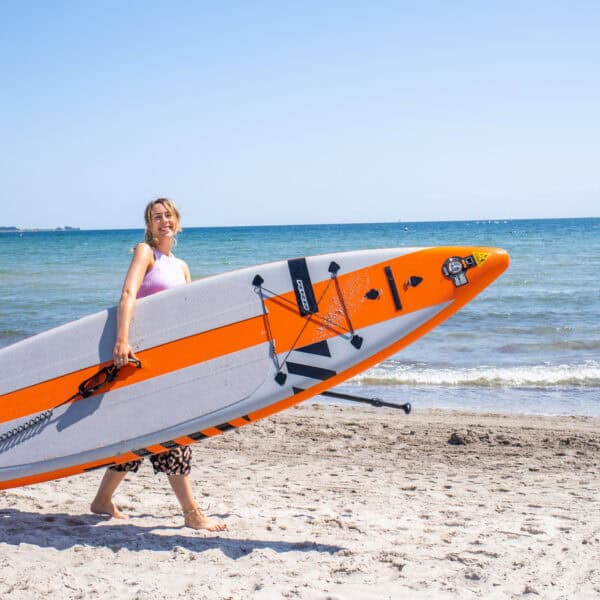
[143,198,182,247]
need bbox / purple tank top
[137,249,186,299]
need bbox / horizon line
[3,215,599,233]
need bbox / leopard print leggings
[109,445,192,476]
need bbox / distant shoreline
[0,226,80,233]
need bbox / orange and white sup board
[0,246,509,489]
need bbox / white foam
[351,361,600,388]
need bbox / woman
[90,198,226,532]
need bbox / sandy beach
[1,403,599,599]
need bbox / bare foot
[184,507,227,531]
[90,499,128,519]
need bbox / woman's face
[149,202,178,242]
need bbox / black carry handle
[78,358,142,398]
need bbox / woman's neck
[155,238,173,256]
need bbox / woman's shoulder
[131,242,156,264]
[133,242,154,256]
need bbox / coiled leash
[0,358,142,443]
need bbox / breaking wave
[351,362,600,388]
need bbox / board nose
[486,247,510,273]
[471,246,510,287]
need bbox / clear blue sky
[1,1,598,229]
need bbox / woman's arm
[113,243,153,366]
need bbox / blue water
[1,218,599,416]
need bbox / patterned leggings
[109,445,192,476]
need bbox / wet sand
[1,403,599,599]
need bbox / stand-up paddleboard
[0,246,509,489]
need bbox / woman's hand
[113,340,137,368]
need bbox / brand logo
[295,279,311,313]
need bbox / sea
[1,218,599,417]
